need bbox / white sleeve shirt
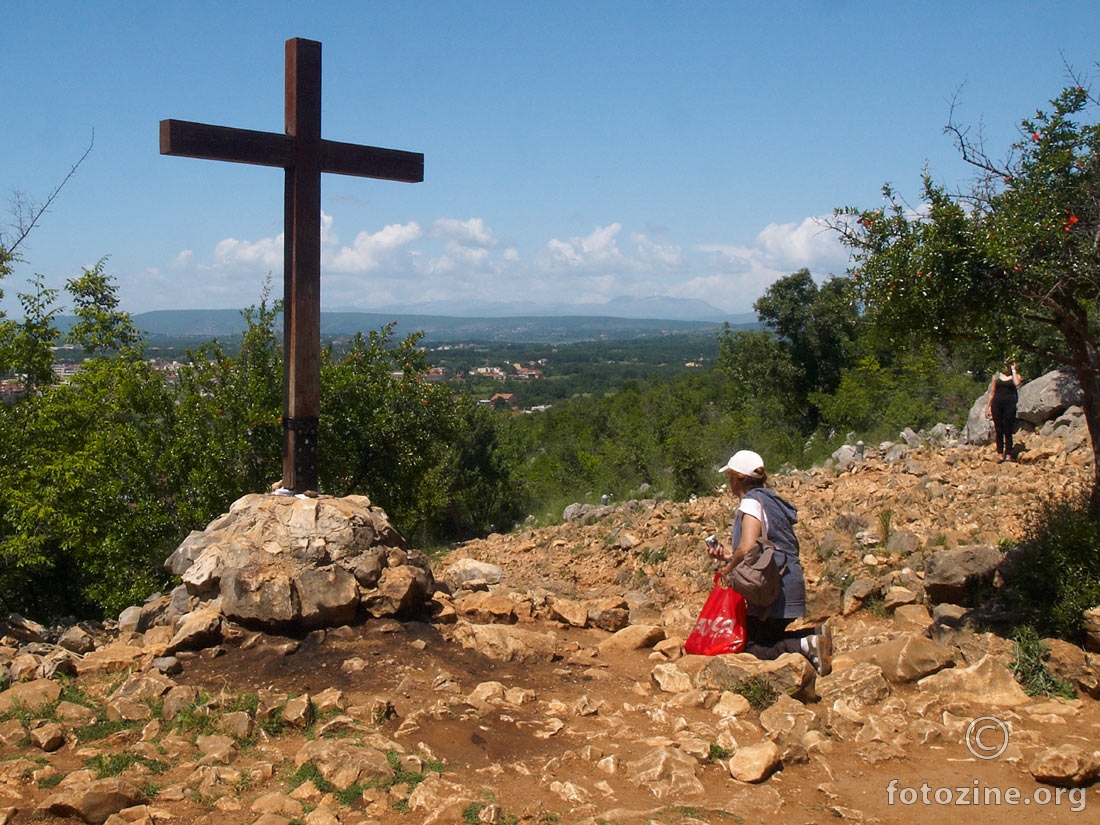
[737,497,769,538]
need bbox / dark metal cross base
[284,416,319,493]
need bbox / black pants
[991,399,1017,456]
[745,616,811,660]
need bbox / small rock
[58,626,97,655]
[598,625,666,655]
[30,722,65,752]
[729,740,781,783]
[1029,743,1100,787]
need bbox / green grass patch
[171,702,221,737]
[74,716,143,743]
[640,546,667,564]
[84,753,170,778]
[223,692,260,715]
[288,762,334,794]
[707,742,732,763]
[1011,626,1077,699]
[57,679,93,708]
[385,749,444,791]
[332,783,369,807]
[864,595,888,618]
[731,675,778,710]
[997,493,1100,642]
[37,773,65,789]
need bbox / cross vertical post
[160,37,424,493]
[283,38,323,493]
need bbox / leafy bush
[0,355,183,616]
[320,325,529,543]
[812,346,982,439]
[998,493,1100,642]
[1011,626,1077,698]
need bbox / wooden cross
[160,37,423,493]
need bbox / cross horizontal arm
[322,139,424,183]
[160,119,292,167]
[161,120,424,184]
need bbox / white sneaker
[804,624,833,676]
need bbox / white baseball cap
[720,449,765,479]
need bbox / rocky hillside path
[1,431,1098,825]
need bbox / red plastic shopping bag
[684,574,747,655]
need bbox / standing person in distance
[704,449,831,675]
[985,360,1023,462]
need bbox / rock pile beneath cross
[126,494,434,646]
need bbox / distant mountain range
[370,295,742,323]
[115,298,757,344]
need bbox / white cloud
[140,211,852,315]
[543,223,625,269]
[433,217,496,246]
[690,215,853,310]
[325,221,423,272]
[630,232,685,270]
[427,242,492,274]
[320,211,337,245]
[213,234,284,269]
[754,216,848,272]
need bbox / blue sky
[2,1,1098,317]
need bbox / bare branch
[944,86,1014,182]
[6,131,94,256]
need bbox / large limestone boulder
[923,545,1003,605]
[841,634,955,683]
[626,746,705,799]
[450,622,561,663]
[1017,368,1082,424]
[917,654,1030,706]
[0,679,61,714]
[1084,606,1100,654]
[161,493,434,632]
[683,652,816,702]
[38,778,149,825]
[728,740,781,783]
[1043,638,1100,699]
[293,740,395,791]
[962,368,1081,444]
[817,662,892,710]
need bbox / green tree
[718,271,859,436]
[320,324,460,541]
[171,294,284,517]
[0,355,180,616]
[0,265,179,618]
[66,258,142,354]
[812,345,980,438]
[7,274,61,391]
[753,269,859,404]
[835,84,1100,504]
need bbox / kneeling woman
[706,450,831,675]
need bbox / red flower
[1031,132,1041,141]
